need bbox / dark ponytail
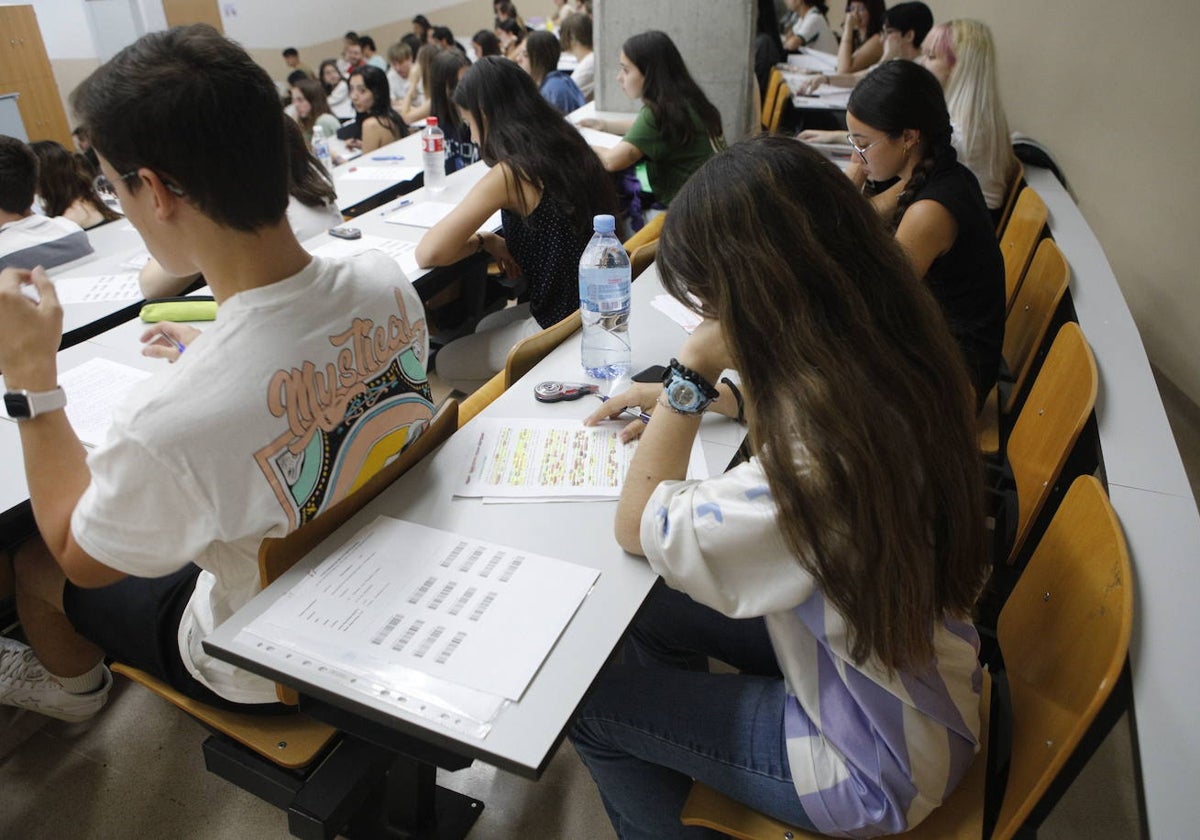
[847,61,954,228]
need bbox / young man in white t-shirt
[0,135,93,272]
[0,24,433,720]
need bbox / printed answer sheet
[53,272,143,304]
[340,164,423,182]
[310,235,420,280]
[237,516,599,734]
[384,201,503,232]
[456,417,706,501]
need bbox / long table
[50,218,150,348]
[204,264,741,792]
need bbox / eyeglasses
[846,134,886,163]
[93,170,186,202]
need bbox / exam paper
[239,516,600,731]
[310,235,420,279]
[119,251,151,270]
[457,417,707,502]
[340,164,423,182]
[384,201,503,232]
[58,358,151,447]
[53,272,143,304]
[651,294,704,333]
[576,126,622,149]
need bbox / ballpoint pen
[372,155,406,161]
[597,393,651,424]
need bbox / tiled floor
[3,371,1197,839]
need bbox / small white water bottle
[311,125,332,171]
[579,214,632,378]
[422,117,446,193]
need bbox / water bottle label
[580,268,629,313]
[422,136,444,154]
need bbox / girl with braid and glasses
[845,60,1004,408]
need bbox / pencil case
[140,298,218,322]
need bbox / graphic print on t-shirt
[254,288,434,529]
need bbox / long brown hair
[291,77,333,135]
[657,135,987,671]
[30,140,120,223]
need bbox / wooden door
[0,6,53,83]
[162,0,224,34]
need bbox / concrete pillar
[593,0,756,143]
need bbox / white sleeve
[71,425,220,578]
[795,11,821,41]
[639,460,818,618]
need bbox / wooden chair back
[503,310,582,389]
[623,212,666,255]
[259,398,459,702]
[761,68,783,131]
[630,240,658,280]
[458,371,505,428]
[765,82,790,134]
[992,475,1133,838]
[994,161,1025,238]
[1000,187,1048,311]
[1001,239,1071,414]
[681,476,1132,840]
[1005,323,1096,563]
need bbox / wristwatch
[660,359,720,415]
[4,387,67,421]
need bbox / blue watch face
[666,376,705,413]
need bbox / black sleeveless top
[502,195,591,329]
[908,154,1005,405]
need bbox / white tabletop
[331,133,426,214]
[48,220,150,343]
[205,262,744,776]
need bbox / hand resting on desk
[140,321,200,363]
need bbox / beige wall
[922,1,1200,404]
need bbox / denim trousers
[569,581,817,839]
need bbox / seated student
[339,30,363,75]
[783,0,837,53]
[795,1,932,94]
[430,25,466,55]
[319,59,354,120]
[496,18,526,62]
[427,50,478,173]
[559,12,594,101]
[0,135,93,271]
[520,31,585,114]
[72,125,100,173]
[415,57,617,391]
[359,35,387,70]
[30,140,121,230]
[412,15,432,44]
[584,30,725,208]
[920,20,1019,219]
[139,116,344,300]
[552,0,582,26]
[281,46,314,79]
[574,134,987,839]
[347,65,410,152]
[753,0,786,99]
[0,24,433,722]
[494,0,524,27]
[289,78,341,145]
[401,44,441,125]
[836,0,886,73]
[846,60,1004,406]
[386,41,416,107]
[471,29,502,60]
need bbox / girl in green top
[585,30,724,207]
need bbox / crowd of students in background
[0,3,1028,839]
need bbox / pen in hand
[596,393,651,424]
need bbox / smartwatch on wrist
[4,387,67,421]
[660,358,720,415]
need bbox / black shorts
[63,564,285,714]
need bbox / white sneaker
[0,636,112,722]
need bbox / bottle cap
[593,214,616,234]
[426,116,439,126]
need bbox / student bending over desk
[574,135,988,839]
[415,56,616,392]
[0,24,433,722]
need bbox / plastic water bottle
[311,125,332,171]
[422,117,446,194]
[579,214,631,378]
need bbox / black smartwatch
[4,387,67,421]
[660,359,720,415]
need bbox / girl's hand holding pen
[140,322,200,363]
[584,380,661,442]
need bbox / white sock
[55,662,106,694]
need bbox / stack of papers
[236,515,601,738]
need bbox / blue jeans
[569,582,817,839]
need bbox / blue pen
[161,330,186,353]
[597,393,651,424]
[372,155,405,161]
[382,198,413,215]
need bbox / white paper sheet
[383,201,503,232]
[340,164,423,182]
[310,234,420,279]
[785,48,838,72]
[651,294,704,333]
[57,358,151,447]
[576,126,622,149]
[119,251,151,270]
[53,272,143,304]
[456,417,707,501]
[239,516,600,731]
